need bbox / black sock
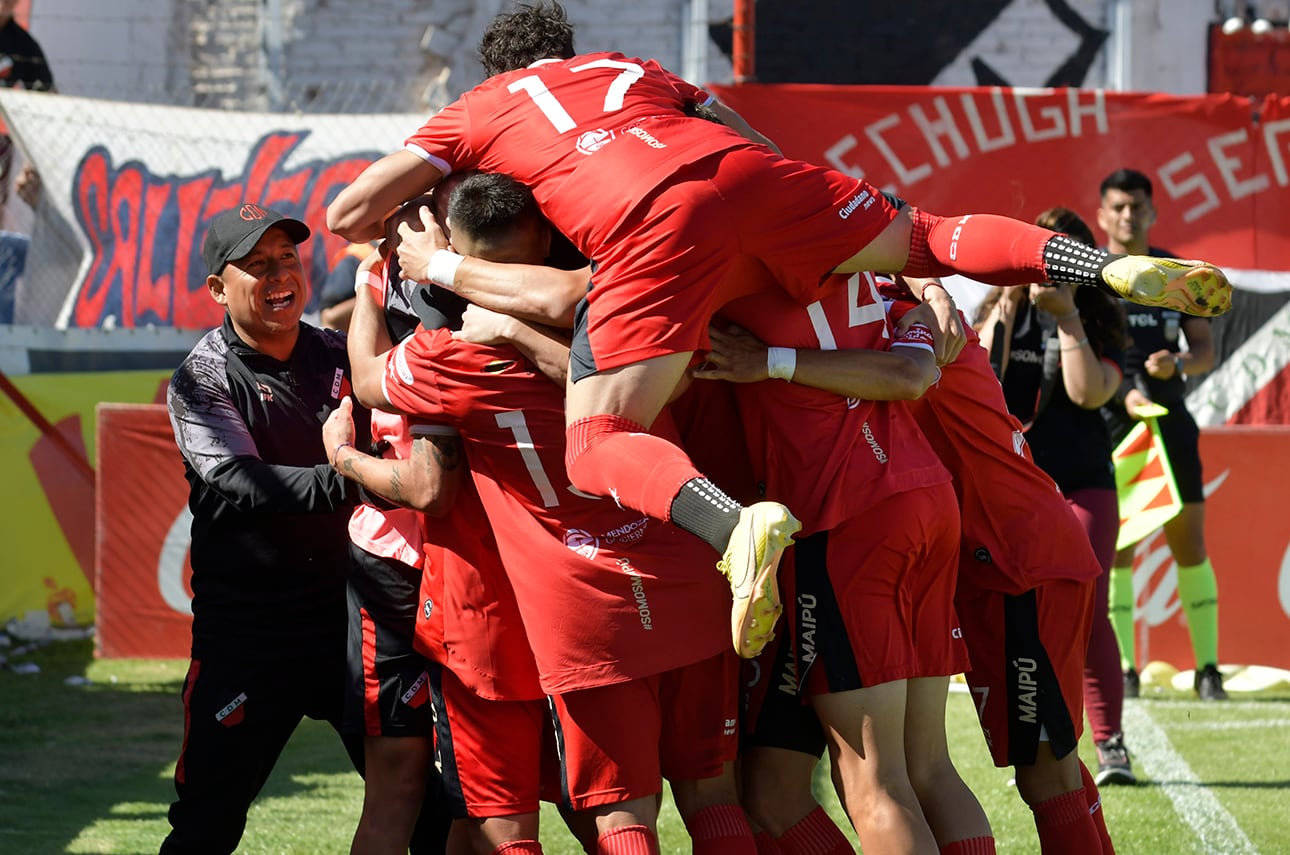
[668,477,742,554]
[1043,234,1119,294]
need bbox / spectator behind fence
[1096,168,1226,703]
[161,203,374,854]
[0,0,55,323]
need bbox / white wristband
[355,267,384,295]
[767,347,797,381]
[426,249,464,290]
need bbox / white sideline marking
[1124,703,1259,854]
[1168,718,1290,732]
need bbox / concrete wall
[24,0,1224,115]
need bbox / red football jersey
[885,293,1102,592]
[383,328,731,694]
[420,479,544,701]
[405,51,743,256]
[720,273,950,535]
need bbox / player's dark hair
[447,172,542,244]
[1100,168,1153,200]
[479,2,576,77]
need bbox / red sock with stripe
[753,830,786,854]
[567,415,740,551]
[1081,759,1117,854]
[684,803,757,854]
[904,208,1050,285]
[566,415,702,521]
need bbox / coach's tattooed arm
[323,395,463,516]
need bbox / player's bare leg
[903,676,994,852]
[812,682,939,855]
[564,353,798,659]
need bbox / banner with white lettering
[709,85,1289,274]
[710,84,1290,425]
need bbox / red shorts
[431,664,557,817]
[955,577,1094,768]
[549,651,739,810]
[794,482,968,694]
[571,146,898,380]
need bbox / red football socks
[1030,786,1102,854]
[776,806,853,855]
[597,824,660,855]
[753,830,786,854]
[1081,759,1118,854]
[904,208,1049,285]
[685,804,757,854]
[492,841,544,854]
[939,837,997,855]
[566,415,702,521]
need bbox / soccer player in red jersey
[325,202,557,855]
[328,2,1231,662]
[348,172,756,855]
[697,269,994,855]
[702,273,1117,854]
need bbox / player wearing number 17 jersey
[329,0,1230,665]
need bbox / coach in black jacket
[161,203,371,853]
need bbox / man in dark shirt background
[1097,168,1226,702]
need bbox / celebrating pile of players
[163,3,1235,854]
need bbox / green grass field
[2,639,1287,854]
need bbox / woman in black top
[975,207,1137,787]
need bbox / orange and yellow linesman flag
[1113,403,1183,550]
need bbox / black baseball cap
[202,203,311,276]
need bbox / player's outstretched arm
[453,303,571,387]
[696,322,939,401]
[346,278,397,411]
[323,396,462,516]
[329,150,444,242]
[398,207,587,328]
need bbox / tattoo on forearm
[427,435,463,470]
[340,453,405,502]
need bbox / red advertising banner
[708,84,1290,274]
[1128,427,1290,671]
[95,403,193,659]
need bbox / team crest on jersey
[256,382,273,403]
[423,598,434,620]
[564,528,600,559]
[1012,429,1026,457]
[576,128,615,155]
